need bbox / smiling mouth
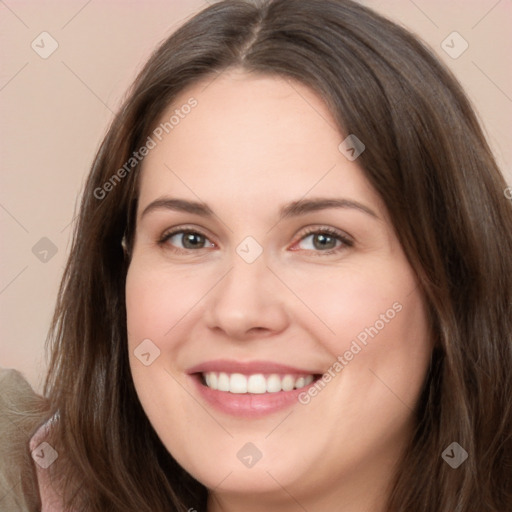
[187,362,324,416]
[199,372,321,394]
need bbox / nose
[203,252,290,341]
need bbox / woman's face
[126,69,432,510]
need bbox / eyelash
[157,225,354,257]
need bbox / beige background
[1,0,511,394]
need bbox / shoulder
[0,366,36,396]
[0,367,47,512]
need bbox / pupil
[314,234,335,250]
[184,233,203,249]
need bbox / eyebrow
[140,197,379,221]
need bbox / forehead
[137,69,383,219]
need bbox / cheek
[125,264,202,463]
[287,258,421,356]
[125,264,188,408]
[288,270,431,474]
[293,256,431,415]
[309,269,431,432]
[125,262,210,351]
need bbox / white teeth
[202,372,316,394]
[281,375,295,391]
[230,373,247,393]
[295,377,305,389]
[266,374,282,393]
[247,374,267,394]
[217,372,230,392]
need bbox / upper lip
[187,359,321,376]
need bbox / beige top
[0,367,56,512]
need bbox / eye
[158,228,215,252]
[292,227,353,256]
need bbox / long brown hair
[42,0,512,510]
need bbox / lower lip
[189,374,318,418]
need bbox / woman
[2,0,511,510]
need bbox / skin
[125,68,432,512]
